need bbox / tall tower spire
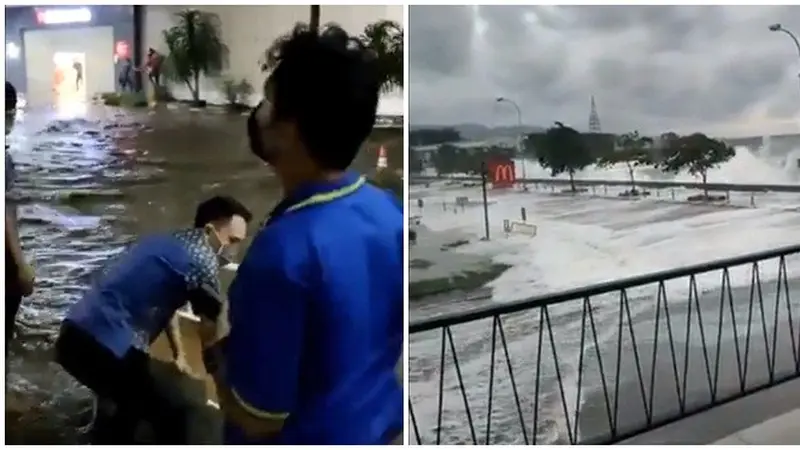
[588,95,601,133]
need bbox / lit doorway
[52,52,86,103]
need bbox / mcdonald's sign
[487,159,516,189]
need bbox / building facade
[5,5,403,114]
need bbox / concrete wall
[5,5,135,96]
[143,5,403,115]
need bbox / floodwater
[409,183,800,445]
[5,102,402,444]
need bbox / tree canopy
[161,9,229,103]
[596,130,653,191]
[658,132,736,187]
[528,122,594,191]
[360,20,403,93]
[260,19,404,95]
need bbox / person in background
[145,48,162,88]
[73,59,84,91]
[54,196,252,444]
[5,81,35,354]
[118,57,134,92]
[215,24,403,444]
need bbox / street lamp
[495,96,528,188]
[768,23,800,92]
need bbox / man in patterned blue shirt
[54,196,252,444]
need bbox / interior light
[37,7,92,25]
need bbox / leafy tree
[657,132,736,197]
[360,20,404,93]
[596,131,653,192]
[161,9,229,104]
[530,122,595,191]
[432,144,461,175]
[260,18,404,95]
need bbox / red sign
[488,159,516,189]
[115,40,130,59]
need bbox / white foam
[511,140,800,186]
[410,181,800,443]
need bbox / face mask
[247,100,282,165]
[205,225,233,265]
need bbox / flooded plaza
[5,103,402,443]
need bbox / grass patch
[409,262,511,300]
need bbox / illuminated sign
[488,160,516,189]
[36,7,92,25]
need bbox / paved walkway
[621,377,800,445]
[712,408,800,444]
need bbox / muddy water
[5,104,402,444]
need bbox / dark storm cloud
[409,5,800,136]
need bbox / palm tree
[259,17,405,95]
[161,9,229,104]
[360,20,403,92]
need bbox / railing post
[481,161,490,241]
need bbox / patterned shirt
[171,227,221,294]
[67,228,222,358]
[130,228,220,348]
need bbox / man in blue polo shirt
[213,24,403,444]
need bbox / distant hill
[410,123,545,141]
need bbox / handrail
[409,244,800,445]
[410,244,800,332]
[410,175,800,194]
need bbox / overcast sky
[410,6,800,137]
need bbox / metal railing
[409,245,800,445]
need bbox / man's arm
[164,315,186,361]
[220,240,307,439]
[6,207,33,295]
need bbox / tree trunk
[569,170,576,192]
[309,5,321,33]
[627,162,636,192]
[193,72,200,102]
[702,171,708,198]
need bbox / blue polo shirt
[224,171,403,444]
[65,228,221,358]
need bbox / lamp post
[769,23,800,92]
[495,96,527,189]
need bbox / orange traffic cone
[377,145,388,170]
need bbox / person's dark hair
[6,82,18,113]
[194,196,253,228]
[266,24,380,170]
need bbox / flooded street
[5,103,401,443]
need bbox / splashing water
[513,138,800,185]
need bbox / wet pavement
[5,102,402,444]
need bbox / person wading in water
[54,196,252,444]
[5,81,35,355]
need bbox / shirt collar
[268,170,362,221]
